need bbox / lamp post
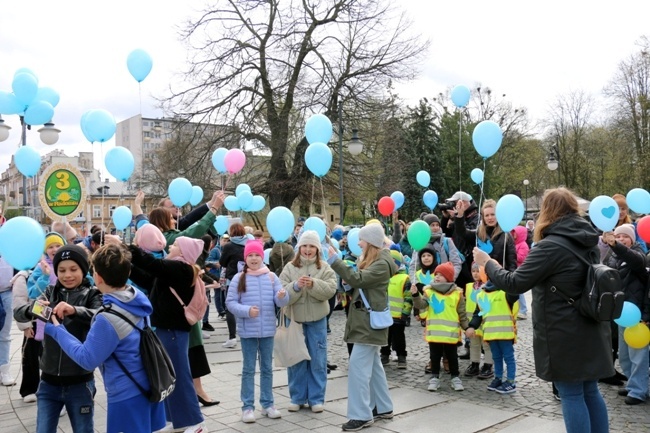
[337,101,364,224]
[547,139,560,185]
[523,179,529,220]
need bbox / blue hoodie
[46,286,153,403]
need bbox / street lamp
[337,101,364,224]
[547,139,560,184]
[523,179,529,220]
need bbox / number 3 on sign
[56,172,70,189]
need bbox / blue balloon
[104,147,135,181]
[305,142,333,177]
[83,109,116,143]
[472,120,503,158]
[626,188,650,214]
[12,72,38,106]
[238,190,254,210]
[423,190,438,210]
[24,100,54,126]
[224,196,240,211]
[470,168,484,184]
[211,148,228,173]
[248,195,266,212]
[0,91,25,115]
[190,186,204,206]
[0,216,45,270]
[235,184,252,197]
[347,228,362,257]
[14,68,37,80]
[390,191,405,210]
[267,206,295,242]
[416,170,430,187]
[263,248,272,265]
[213,216,229,236]
[36,87,60,108]
[451,85,471,108]
[14,145,41,178]
[305,114,333,145]
[127,49,153,83]
[80,110,97,143]
[112,206,133,230]
[589,195,619,232]
[304,217,326,242]
[615,301,641,327]
[168,177,193,207]
[330,238,340,250]
[495,194,525,232]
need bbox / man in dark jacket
[441,192,479,288]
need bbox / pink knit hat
[135,223,167,253]
[175,237,204,265]
[244,239,264,258]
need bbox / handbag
[274,306,311,368]
[359,289,393,330]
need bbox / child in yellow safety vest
[463,262,494,380]
[380,250,412,369]
[465,280,519,394]
[411,262,469,392]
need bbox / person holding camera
[440,192,479,288]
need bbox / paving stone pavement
[0,291,648,432]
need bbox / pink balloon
[224,149,246,174]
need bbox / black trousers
[429,342,459,377]
[380,322,407,357]
[20,335,41,397]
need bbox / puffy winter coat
[280,257,337,323]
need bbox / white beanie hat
[614,224,636,242]
[359,224,385,249]
[297,230,322,252]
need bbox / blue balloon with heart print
[589,195,619,232]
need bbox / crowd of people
[0,187,647,433]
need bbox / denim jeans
[554,380,609,433]
[518,294,528,315]
[241,337,275,411]
[215,288,226,316]
[488,340,516,381]
[618,325,649,401]
[288,317,328,406]
[0,290,13,367]
[347,344,393,421]
[36,379,96,433]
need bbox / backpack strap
[541,237,592,305]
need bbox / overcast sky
[0,0,648,177]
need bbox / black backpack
[101,307,176,402]
[545,237,624,322]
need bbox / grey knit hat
[297,230,322,252]
[423,214,440,226]
[359,224,385,249]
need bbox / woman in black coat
[218,222,247,348]
[473,188,611,433]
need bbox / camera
[31,300,53,321]
[438,200,457,212]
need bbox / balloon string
[310,177,315,216]
[223,174,232,193]
[319,177,327,219]
[458,109,463,191]
[475,157,487,248]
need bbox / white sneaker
[457,346,468,357]
[222,338,237,348]
[451,377,464,391]
[261,406,282,419]
[242,409,256,423]
[183,422,207,433]
[427,377,440,391]
[311,404,324,413]
[202,332,211,339]
[23,394,37,403]
[287,403,303,412]
[1,372,15,386]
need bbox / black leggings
[429,342,459,377]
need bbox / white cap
[447,191,473,202]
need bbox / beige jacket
[279,257,337,323]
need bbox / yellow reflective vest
[477,290,516,342]
[421,288,462,344]
[465,282,478,313]
[388,273,410,319]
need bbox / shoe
[311,404,324,413]
[405,317,411,327]
[424,360,432,375]
[60,406,67,417]
[327,363,337,370]
[457,346,468,357]
[218,314,227,321]
[427,377,440,391]
[496,381,516,394]
[242,409,256,423]
[624,396,644,405]
[202,331,211,339]
[197,395,220,406]
[261,406,281,419]
[372,407,394,419]
[598,375,623,386]
[183,422,207,433]
[156,422,174,432]
[222,338,237,348]
[517,313,527,320]
[618,389,629,396]
[451,376,464,391]
[380,355,389,365]
[288,403,304,412]
[614,370,628,381]
[23,394,37,403]
[465,363,480,377]
[342,419,374,431]
[202,322,215,331]
[478,364,494,379]
[327,326,331,334]
[487,378,503,391]
[0,367,15,386]
[553,393,561,401]
[397,356,407,369]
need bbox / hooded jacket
[485,213,613,381]
[512,225,530,267]
[45,287,154,403]
[280,256,338,322]
[219,237,246,281]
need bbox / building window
[93,205,101,218]
[143,121,150,127]
[109,205,116,217]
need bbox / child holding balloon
[463,262,494,379]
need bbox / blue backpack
[437,237,465,264]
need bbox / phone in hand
[31,300,53,322]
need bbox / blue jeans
[618,325,649,401]
[0,290,13,367]
[215,289,226,316]
[489,340,516,381]
[518,294,528,315]
[241,337,274,411]
[36,379,96,433]
[347,344,393,421]
[288,317,328,406]
[554,381,609,433]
